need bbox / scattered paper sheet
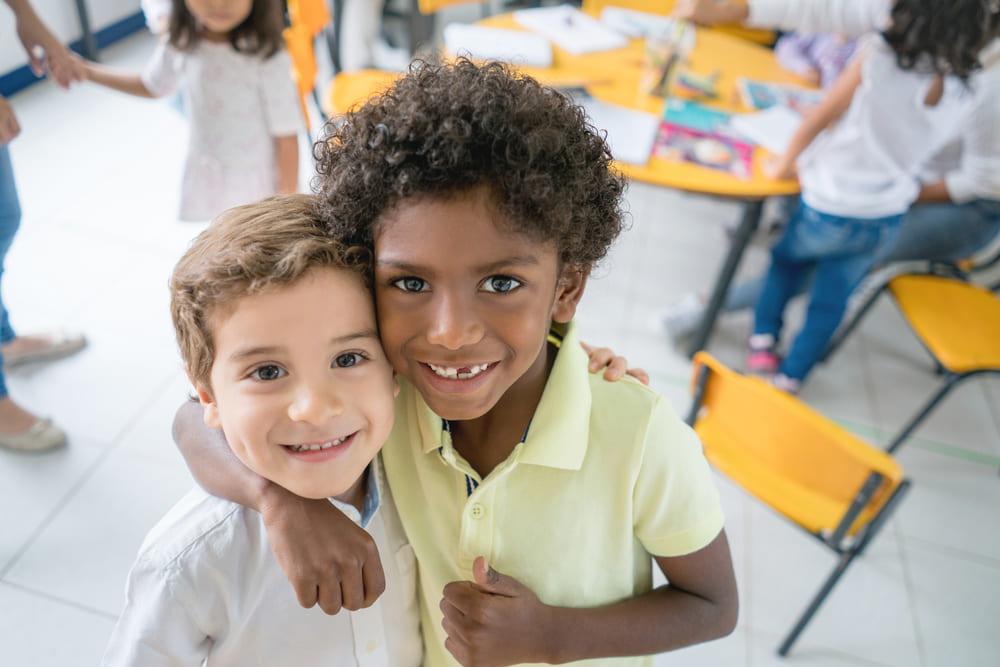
[577,97,660,165]
[730,105,802,154]
[600,6,694,49]
[443,24,553,67]
[514,5,628,55]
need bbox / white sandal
[0,417,67,452]
[3,331,87,368]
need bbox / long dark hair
[881,0,998,81]
[168,0,285,58]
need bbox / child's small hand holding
[440,557,554,667]
[764,154,797,181]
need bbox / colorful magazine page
[661,99,740,139]
[737,78,823,113]
[654,122,754,180]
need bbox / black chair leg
[778,549,858,657]
[821,284,886,364]
[886,375,962,454]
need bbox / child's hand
[260,485,385,614]
[580,340,650,385]
[440,557,554,666]
[0,96,21,145]
[764,155,797,181]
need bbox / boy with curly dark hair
[175,59,738,666]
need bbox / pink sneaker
[772,373,802,395]
[747,333,781,376]
[747,349,781,376]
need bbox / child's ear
[194,382,222,429]
[392,371,401,398]
[551,265,589,323]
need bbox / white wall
[1,0,142,74]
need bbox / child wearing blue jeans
[753,0,997,392]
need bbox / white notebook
[730,105,802,155]
[514,5,628,55]
[443,24,553,67]
[577,97,659,166]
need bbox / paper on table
[514,5,628,55]
[600,6,694,48]
[443,24,553,67]
[577,97,659,165]
[730,105,802,154]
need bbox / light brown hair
[170,194,370,390]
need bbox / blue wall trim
[0,11,147,97]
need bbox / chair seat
[889,275,1000,373]
[698,418,896,535]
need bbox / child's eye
[481,275,522,294]
[393,277,429,293]
[252,365,286,381]
[333,352,365,368]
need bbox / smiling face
[196,267,397,500]
[184,0,253,35]
[373,186,586,422]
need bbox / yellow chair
[687,353,911,657]
[284,24,321,130]
[879,276,999,453]
[581,0,775,45]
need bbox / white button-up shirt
[102,461,422,666]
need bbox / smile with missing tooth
[426,361,498,380]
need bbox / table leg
[687,199,764,358]
[409,0,435,55]
[74,0,99,61]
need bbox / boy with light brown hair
[102,194,422,666]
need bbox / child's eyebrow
[375,255,540,274]
[229,345,285,361]
[330,329,380,345]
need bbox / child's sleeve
[260,50,304,138]
[101,557,209,666]
[140,39,183,98]
[633,397,725,558]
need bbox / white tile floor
[2,30,1000,667]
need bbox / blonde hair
[170,194,369,389]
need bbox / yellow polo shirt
[382,322,725,667]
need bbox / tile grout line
[0,371,179,580]
[900,533,1000,570]
[894,522,929,667]
[0,579,118,622]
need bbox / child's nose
[426,293,484,350]
[287,381,344,424]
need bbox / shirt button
[470,504,485,519]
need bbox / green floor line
[648,371,1000,467]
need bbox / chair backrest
[287,0,331,37]
[283,24,318,128]
[418,0,481,15]
[689,353,904,536]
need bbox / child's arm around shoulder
[171,399,386,615]
[766,53,865,180]
[440,398,738,665]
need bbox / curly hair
[170,195,370,390]
[169,0,285,58]
[882,0,998,81]
[313,59,627,269]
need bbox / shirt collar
[413,320,592,471]
[328,458,382,528]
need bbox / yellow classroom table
[325,12,816,357]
